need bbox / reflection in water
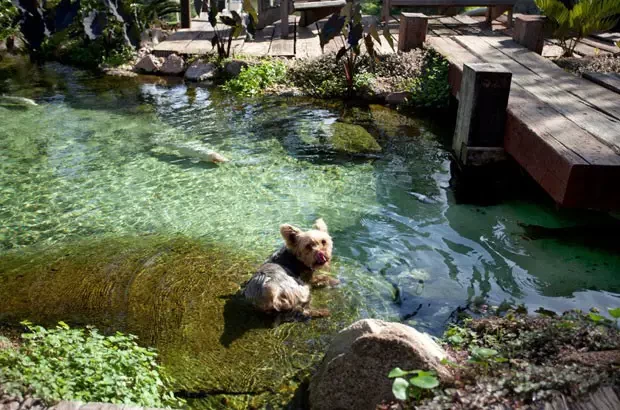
[1,56,620,405]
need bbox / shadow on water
[219,294,275,348]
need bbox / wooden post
[486,6,513,28]
[453,63,512,166]
[382,0,391,22]
[180,0,191,29]
[280,0,290,38]
[513,14,546,55]
[398,13,428,52]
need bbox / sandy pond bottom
[1,57,620,408]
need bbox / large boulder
[133,54,162,73]
[225,59,248,77]
[309,319,452,410]
[184,61,217,81]
[160,54,185,75]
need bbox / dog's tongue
[315,252,327,265]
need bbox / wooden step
[294,0,346,10]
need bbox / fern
[535,0,620,56]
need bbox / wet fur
[242,218,338,319]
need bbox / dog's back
[243,262,310,313]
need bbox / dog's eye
[321,240,326,245]
[306,244,313,250]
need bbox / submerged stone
[0,235,357,405]
[368,104,421,138]
[329,122,381,153]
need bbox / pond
[1,56,620,408]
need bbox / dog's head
[280,219,333,271]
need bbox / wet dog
[242,219,339,319]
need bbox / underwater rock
[225,60,248,77]
[155,142,229,163]
[384,91,409,105]
[309,319,451,410]
[134,54,162,73]
[369,104,421,137]
[184,61,217,82]
[329,122,381,154]
[0,236,356,400]
[160,54,185,75]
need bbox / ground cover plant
[0,321,181,407]
[222,59,287,96]
[388,306,620,409]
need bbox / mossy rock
[368,104,421,138]
[329,122,381,153]
[0,235,357,405]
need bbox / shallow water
[1,57,620,406]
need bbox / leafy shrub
[535,0,620,56]
[222,59,287,96]
[319,5,394,94]
[129,0,181,33]
[360,0,382,15]
[402,49,451,109]
[0,321,181,407]
[0,0,21,48]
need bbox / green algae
[330,122,381,153]
[0,235,358,405]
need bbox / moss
[0,235,358,407]
[330,122,381,153]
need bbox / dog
[242,218,339,319]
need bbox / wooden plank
[427,36,481,95]
[480,36,620,123]
[183,30,215,55]
[295,24,322,58]
[583,72,620,95]
[152,29,202,54]
[269,16,296,56]
[390,0,516,5]
[294,0,345,9]
[444,15,482,35]
[454,35,620,157]
[428,18,458,36]
[580,37,620,54]
[591,32,620,44]
[241,26,273,57]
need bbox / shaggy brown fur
[242,218,339,318]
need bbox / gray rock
[385,91,410,105]
[224,59,248,77]
[103,68,138,78]
[184,61,217,82]
[133,54,162,73]
[160,54,185,75]
[309,319,452,410]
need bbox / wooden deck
[427,17,620,210]
[153,13,401,58]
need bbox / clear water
[1,57,620,340]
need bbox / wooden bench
[280,0,347,37]
[383,0,516,27]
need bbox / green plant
[222,59,287,96]
[319,3,393,94]
[0,321,181,407]
[204,0,258,60]
[0,0,22,50]
[535,0,620,56]
[403,48,451,109]
[360,0,381,15]
[129,0,181,32]
[388,367,439,401]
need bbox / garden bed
[386,307,620,409]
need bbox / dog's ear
[313,218,328,233]
[280,224,302,247]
